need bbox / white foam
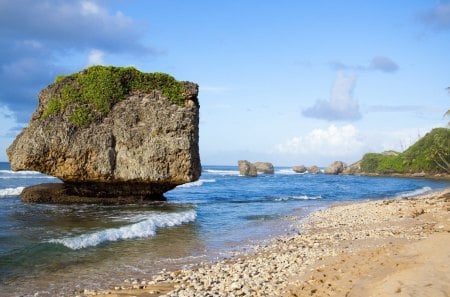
[0,186,25,197]
[177,179,216,188]
[0,170,55,179]
[203,169,239,176]
[275,169,298,175]
[396,186,432,198]
[49,210,197,250]
[274,195,321,202]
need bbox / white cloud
[276,124,364,157]
[81,1,101,16]
[87,49,105,66]
[302,72,361,121]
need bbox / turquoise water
[0,162,449,296]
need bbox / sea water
[0,162,449,296]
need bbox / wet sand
[82,187,450,297]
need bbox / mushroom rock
[7,66,201,203]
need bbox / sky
[0,0,449,166]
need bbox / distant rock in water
[7,66,201,203]
[238,160,258,177]
[292,165,307,173]
[254,162,274,174]
[324,161,347,175]
[307,166,321,174]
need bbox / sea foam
[49,210,197,250]
[203,169,239,176]
[396,186,432,198]
[0,186,25,197]
[0,170,55,179]
[177,179,216,188]
[275,169,298,175]
[274,195,322,202]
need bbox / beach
[84,187,450,297]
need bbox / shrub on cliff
[42,66,185,127]
[360,128,450,174]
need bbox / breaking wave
[203,169,239,176]
[396,186,432,198]
[49,210,197,250]
[0,186,25,197]
[0,170,55,179]
[274,195,322,202]
[177,179,216,188]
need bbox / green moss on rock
[42,66,185,127]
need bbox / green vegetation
[42,66,185,127]
[360,128,450,174]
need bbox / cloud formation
[331,56,398,73]
[302,72,361,121]
[87,49,106,66]
[0,0,154,123]
[276,124,364,156]
[420,2,450,30]
[370,56,399,73]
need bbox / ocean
[0,162,449,296]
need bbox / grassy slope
[360,128,450,174]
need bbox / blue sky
[0,0,449,166]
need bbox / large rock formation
[254,162,274,174]
[324,161,347,175]
[238,160,258,177]
[7,66,201,203]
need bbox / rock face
[238,160,257,177]
[7,66,201,203]
[292,165,307,173]
[324,161,347,175]
[307,166,321,174]
[254,162,274,174]
[343,160,362,175]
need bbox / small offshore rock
[238,160,257,177]
[254,162,275,174]
[307,165,321,174]
[292,165,307,173]
[324,161,347,175]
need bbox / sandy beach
[81,187,450,297]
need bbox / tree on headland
[446,86,449,125]
[427,131,450,173]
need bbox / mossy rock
[42,66,185,127]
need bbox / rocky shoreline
[79,187,450,297]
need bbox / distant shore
[81,187,450,297]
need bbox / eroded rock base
[21,182,172,204]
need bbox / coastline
[81,187,450,297]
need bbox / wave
[0,186,25,197]
[203,169,239,176]
[396,186,432,199]
[275,169,297,175]
[176,179,216,188]
[0,170,55,179]
[49,210,197,250]
[273,195,322,202]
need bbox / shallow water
[0,162,449,296]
